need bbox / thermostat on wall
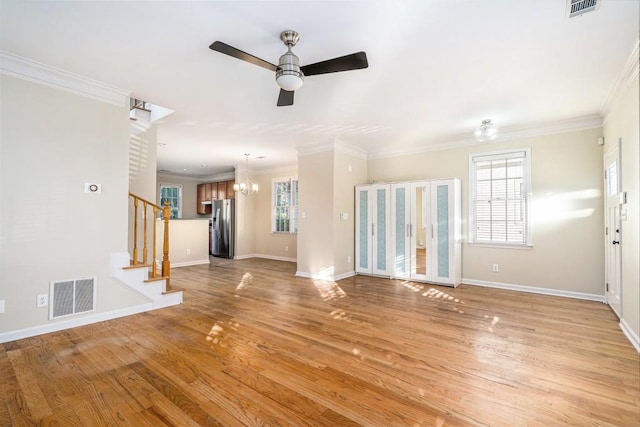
[84,183,102,193]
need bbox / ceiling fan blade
[277,89,294,107]
[209,41,277,72]
[301,51,368,76]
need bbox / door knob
[612,240,620,245]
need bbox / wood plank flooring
[1,257,639,426]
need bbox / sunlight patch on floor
[313,280,347,301]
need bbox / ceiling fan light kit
[276,31,304,91]
[474,119,500,142]
[209,30,368,106]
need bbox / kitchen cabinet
[197,179,236,214]
[205,182,217,201]
[217,181,227,200]
[356,179,461,286]
[196,183,210,215]
[355,184,391,276]
[226,180,235,199]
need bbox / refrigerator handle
[215,208,221,236]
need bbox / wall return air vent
[567,0,600,18]
[50,277,96,319]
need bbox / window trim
[468,148,532,248]
[158,182,183,219]
[271,176,298,234]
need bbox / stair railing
[128,193,171,290]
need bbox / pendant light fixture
[474,119,500,142]
[233,154,259,196]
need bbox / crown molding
[0,50,130,107]
[367,114,603,160]
[296,139,368,159]
[601,39,639,119]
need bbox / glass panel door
[436,184,450,278]
[391,184,411,277]
[356,188,370,272]
[410,182,430,280]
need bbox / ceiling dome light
[474,119,500,142]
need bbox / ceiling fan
[209,30,368,107]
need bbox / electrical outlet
[37,294,48,307]
[186,248,191,255]
[347,255,351,263]
[285,245,289,252]
[492,264,499,272]
[0,299,5,314]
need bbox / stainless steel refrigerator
[211,199,235,258]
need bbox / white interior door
[604,144,622,317]
[391,183,411,278]
[355,187,371,274]
[410,182,431,281]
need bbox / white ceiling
[1,1,638,178]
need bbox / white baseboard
[295,270,355,281]
[171,259,210,268]
[234,253,297,263]
[0,303,153,344]
[620,318,640,353]
[462,278,605,302]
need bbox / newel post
[162,201,171,290]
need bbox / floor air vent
[567,0,600,18]
[50,277,96,319]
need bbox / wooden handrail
[129,193,171,290]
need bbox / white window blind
[470,150,530,245]
[272,178,298,233]
[159,184,182,219]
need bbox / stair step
[123,263,153,270]
[144,276,169,283]
[162,289,182,295]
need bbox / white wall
[251,166,298,261]
[332,148,367,277]
[297,151,335,277]
[0,75,148,335]
[603,72,639,344]
[368,127,605,297]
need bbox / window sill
[271,232,297,236]
[468,242,533,250]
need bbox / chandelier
[233,153,259,196]
[474,119,500,142]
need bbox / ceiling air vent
[567,0,600,18]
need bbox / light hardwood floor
[2,257,639,426]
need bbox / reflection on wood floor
[2,257,639,426]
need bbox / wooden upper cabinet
[227,180,235,199]
[196,184,207,215]
[217,181,227,200]
[205,182,218,200]
[211,182,218,200]
[197,180,235,214]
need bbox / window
[159,184,182,219]
[272,178,298,233]
[469,149,531,246]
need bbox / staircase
[110,193,183,309]
[111,252,182,308]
